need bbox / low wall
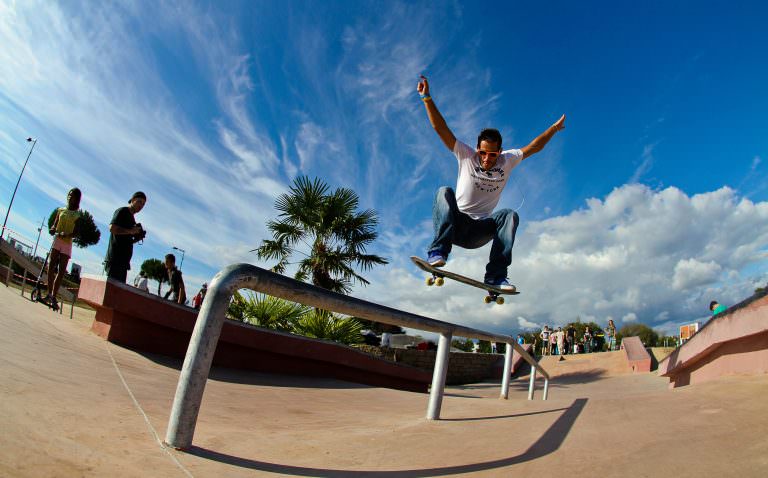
[355,345,504,385]
[78,276,431,393]
[658,292,768,388]
[622,336,651,373]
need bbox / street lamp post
[32,216,46,258]
[172,246,186,270]
[1,137,37,240]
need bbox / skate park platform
[2,284,768,477]
[659,292,768,388]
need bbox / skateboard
[410,256,519,305]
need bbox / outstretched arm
[418,75,456,152]
[521,114,566,160]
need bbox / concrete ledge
[658,293,768,388]
[78,275,431,393]
[622,336,651,373]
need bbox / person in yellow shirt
[45,188,82,308]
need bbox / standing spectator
[540,326,551,356]
[556,327,565,356]
[584,326,593,353]
[163,253,186,305]
[516,334,525,345]
[134,271,150,293]
[709,300,727,316]
[566,324,576,354]
[192,282,207,309]
[45,188,83,309]
[550,329,558,355]
[104,192,147,282]
[606,319,617,351]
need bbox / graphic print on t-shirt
[453,141,523,219]
[472,166,506,193]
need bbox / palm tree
[254,176,388,294]
[140,258,167,295]
[227,291,310,331]
[293,309,364,345]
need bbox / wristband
[421,95,432,101]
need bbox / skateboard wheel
[484,295,492,304]
[435,277,444,286]
[426,277,435,286]
[496,296,505,305]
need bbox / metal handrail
[165,263,550,449]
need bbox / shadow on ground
[184,398,588,477]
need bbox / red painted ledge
[621,336,651,373]
[78,275,430,393]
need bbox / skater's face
[66,190,81,210]
[477,140,501,170]
[130,197,146,214]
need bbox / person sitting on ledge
[709,300,727,316]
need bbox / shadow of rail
[185,398,588,477]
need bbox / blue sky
[1,0,767,336]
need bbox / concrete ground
[1,284,767,477]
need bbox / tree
[292,309,364,345]
[477,340,493,353]
[227,291,309,331]
[47,209,101,248]
[354,318,405,335]
[451,337,475,352]
[616,323,659,347]
[140,258,167,295]
[254,176,388,294]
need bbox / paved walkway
[1,284,767,477]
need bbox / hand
[553,114,566,131]
[417,75,430,96]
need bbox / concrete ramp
[537,350,632,378]
[622,336,652,373]
[659,292,768,388]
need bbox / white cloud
[672,258,722,291]
[622,313,638,322]
[361,184,768,336]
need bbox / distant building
[679,322,700,344]
[70,263,82,280]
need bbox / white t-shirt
[454,140,523,219]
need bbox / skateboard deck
[410,256,519,304]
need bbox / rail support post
[500,342,513,399]
[426,332,452,420]
[543,378,549,401]
[528,366,537,400]
[164,268,238,449]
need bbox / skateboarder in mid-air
[417,75,565,290]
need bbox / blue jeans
[428,187,519,283]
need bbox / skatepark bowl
[3,262,768,476]
[165,263,550,450]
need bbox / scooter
[29,246,59,312]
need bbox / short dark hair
[68,187,82,198]
[130,191,147,202]
[477,128,502,150]
[709,300,718,311]
[165,253,176,263]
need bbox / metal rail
[165,263,550,449]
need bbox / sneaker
[50,297,58,309]
[485,278,516,292]
[427,252,447,267]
